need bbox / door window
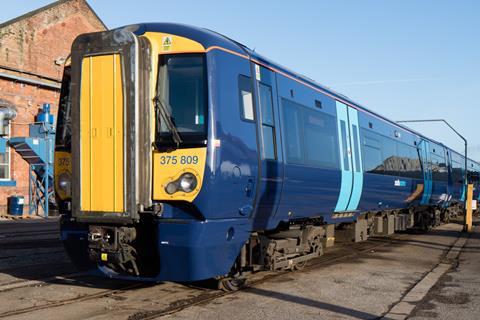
[340,120,350,171]
[259,83,276,160]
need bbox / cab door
[251,63,284,229]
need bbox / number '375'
[160,155,198,165]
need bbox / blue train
[54,23,480,290]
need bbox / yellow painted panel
[466,184,473,232]
[153,147,207,202]
[143,32,205,55]
[80,58,91,210]
[141,32,206,145]
[54,151,72,200]
[80,54,124,212]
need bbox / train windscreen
[155,54,207,149]
[55,66,72,150]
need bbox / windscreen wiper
[153,95,183,148]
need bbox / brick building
[0,0,106,214]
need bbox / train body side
[56,23,479,283]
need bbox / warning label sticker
[255,64,261,81]
[162,36,172,51]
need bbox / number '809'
[160,155,199,165]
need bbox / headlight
[179,173,197,192]
[57,172,71,195]
[165,173,198,194]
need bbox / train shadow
[0,222,475,293]
[244,287,381,320]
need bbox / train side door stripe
[420,140,433,205]
[346,107,363,211]
[335,102,353,212]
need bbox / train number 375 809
[160,155,199,165]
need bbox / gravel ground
[158,224,464,320]
[0,220,472,320]
[409,226,480,320]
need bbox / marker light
[57,172,72,195]
[165,173,198,195]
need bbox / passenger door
[251,63,284,229]
[418,139,433,205]
[334,102,363,212]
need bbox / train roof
[127,22,479,166]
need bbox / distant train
[54,23,480,290]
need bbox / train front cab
[55,26,266,281]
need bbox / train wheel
[218,276,246,291]
[293,260,307,271]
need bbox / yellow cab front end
[55,26,210,277]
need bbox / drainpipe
[0,103,17,136]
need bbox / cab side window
[238,75,254,121]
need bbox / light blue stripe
[420,140,432,205]
[346,107,363,211]
[335,102,352,212]
[460,184,466,202]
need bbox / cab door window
[259,83,276,160]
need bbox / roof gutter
[0,72,61,90]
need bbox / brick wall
[0,78,58,214]
[0,0,105,214]
[0,0,105,80]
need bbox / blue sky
[1,1,479,159]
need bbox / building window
[0,124,10,180]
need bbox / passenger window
[238,75,254,121]
[382,136,397,176]
[282,98,339,169]
[396,141,421,179]
[430,152,447,181]
[410,147,423,179]
[364,146,383,173]
[303,109,339,169]
[352,125,360,172]
[362,133,383,173]
[340,120,350,171]
[259,83,276,160]
[283,101,303,164]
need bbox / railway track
[0,271,86,293]
[0,228,462,320]
[0,238,61,250]
[0,230,58,238]
[126,234,413,320]
[0,279,148,318]
[0,232,417,320]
